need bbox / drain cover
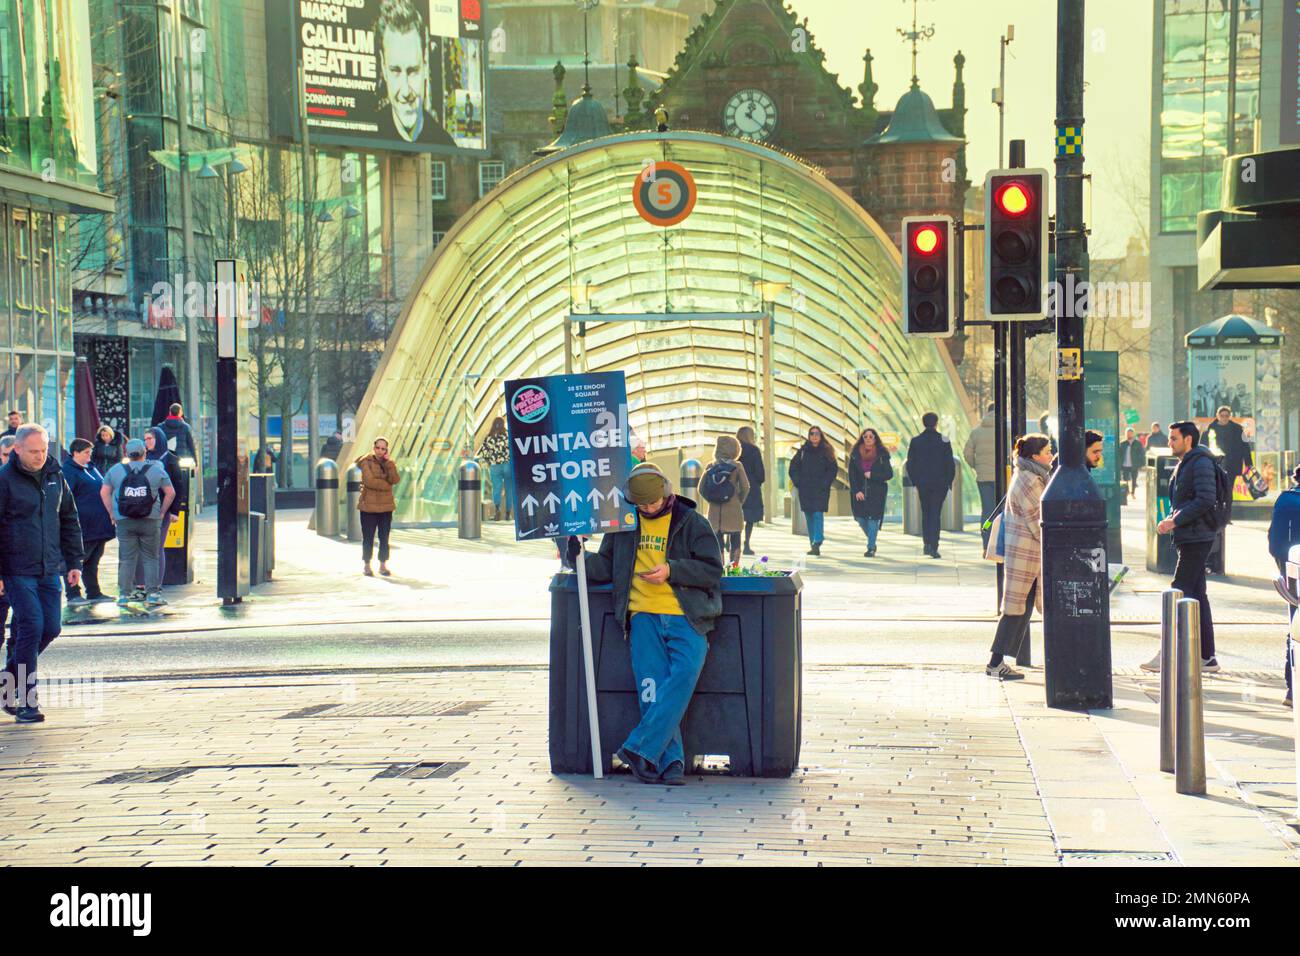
[1062,850,1177,863]
[97,767,199,784]
[372,761,468,780]
[282,700,487,719]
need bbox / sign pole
[573,537,604,778]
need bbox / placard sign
[506,372,637,540]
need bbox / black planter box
[548,571,803,777]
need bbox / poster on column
[505,372,637,541]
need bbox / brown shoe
[363,564,374,577]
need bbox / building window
[432,231,446,249]
[478,161,505,198]
[431,161,447,200]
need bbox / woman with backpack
[736,426,766,555]
[789,426,837,556]
[701,435,749,566]
[848,427,893,558]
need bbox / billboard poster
[1083,352,1119,488]
[291,0,486,154]
[505,373,637,541]
[1189,350,1256,425]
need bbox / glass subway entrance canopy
[349,131,975,524]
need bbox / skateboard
[116,599,174,619]
[62,600,121,626]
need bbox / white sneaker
[1202,657,1221,673]
[985,661,1025,681]
[1139,653,1161,673]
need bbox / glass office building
[349,131,976,524]
[0,0,113,448]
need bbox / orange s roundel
[632,161,697,227]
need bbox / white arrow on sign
[586,487,603,506]
[606,486,624,507]
[565,489,583,511]
[543,492,561,513]
[521,494,540,516]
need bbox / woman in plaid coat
[986,434,1055,680]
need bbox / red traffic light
[912,225,941,255]
[996,181,1032,216]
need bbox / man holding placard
[568,462,724,785]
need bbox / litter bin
[249,472,275,578]
[249,510,265,585]
[902,471,921,536]
[941,455,964,532]
[162,462,196,585]
[549,571,803,777]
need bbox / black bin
[549,571,803,777]
[249,511,265,585]
[249,473,275,577]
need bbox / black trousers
[1121,466,1138,493]
[918,486,946,553]
[361,511,393,563]
[990,581,1037,659]
[67,538,108,599]
[1172,539,1216,660]
[716,530,740,564]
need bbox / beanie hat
[626,461,670,505]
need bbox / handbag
[1245,467,1269,500]
[984,512,1005,563]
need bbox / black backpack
[117,463,156,519]
[700,461,738,504]
[1209,457,1234,530]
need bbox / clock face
[723,89,777,141]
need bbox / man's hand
[854,491,865,501]
[67,569,81,589]
[1157,516,1176,535]
[639,563,670,585]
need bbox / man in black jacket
[1204,406,1252,486]
[156,403,198,462]
[0,424,84,722]
[570,462,724,785]
[905,412,956,559]
[1156,420,1221,672]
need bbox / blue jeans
[804,510,824,546]
[855,515,880,550]
[2,574,62,708]
[488,461,512,512]
[624,612,709,773]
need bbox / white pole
[573,537,604,778]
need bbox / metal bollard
[345,464,363,541]
[314,459,339,537]
[902,475,921,536]
[458,459,482,540]
[1175,597,1206,795]
[790,486,807,537]
[1159,588,1183,774]
[941,455,964,532]
[679,459,702,504]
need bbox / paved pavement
[3,482,1295,866]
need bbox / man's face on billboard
[381,28,427,138]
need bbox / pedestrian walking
[1148,420,1224,673]
[905,412,956,559]
[141,427,186,588]
[1145,421,1168,449]
[848,427,893,557]
[320,431,343,461]
[91,424,126,476]
[700,435,749,566]
[1205,405,1253,489]
[985,434,1054,680]
[568,461,724,785]
[1118,427,1143,494]
[0,424,84,722]
[1270,464,1300,705]
[155,402,198,462]
[62,439,115,604]
[356,436,400,576]
[102,438,174,608]
[964,404,997,548]
[736,426,765,555]
[789,426,836,556]
[476,417,512,522]
[1,410,22,438]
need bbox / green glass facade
[1159,0,1262,232]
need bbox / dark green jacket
[578,497,724,639]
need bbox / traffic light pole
[1040,0,1112,709]
[1007,138,1031,667]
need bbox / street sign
[632,161,697,227]
[505,372,637,541]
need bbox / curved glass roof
[350,131,976,523]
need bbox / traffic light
[984,168,1048,319]
[901,215,954,338]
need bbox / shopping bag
[984,512,1005,563]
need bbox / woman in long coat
[848,427,893,558]
[702,435,750,566]
[736,425,766,555]
[788,425,837,556]
[985,433,1054,680]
